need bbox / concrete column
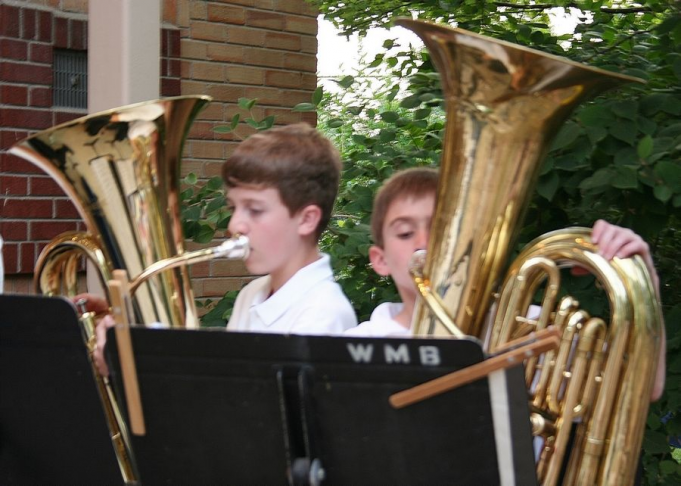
[88,0,160,113]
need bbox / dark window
[54,49,88,109]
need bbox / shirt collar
[251,253,334,326]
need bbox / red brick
[19,242,36,272]
[242,47,282,68]
[2,242,18,273]
[263,32,300,51]
[38,11,52,43]
[29,87,52,107]
[0,85,28,106]
[207,44,244,63]
[30,43,52,64]
[272,0,317,16]
[169,29,180,57]
[0,175,28,196]
[0,153,45,174]
[0,62,52,85]
[0,130,30,150]
[170,59,181,76]
[161,78,181,97]
[226,25,266,47]
[265,70,302,89]
[161,28,169,55]
[0,108,52,130]
[2,198,52,218]
[30,176,64,196]
[70,19,85,50]
[283,52,316,73]
[22,8,36,40]
[54,199,79,218]
[54,17,68,48]
[0,220,28,240]
[247,10,284,30]
[208,4,245,25]
[284,15,317,35]
[0,38,28,60]
[0,5,20,37]
[31,220,79,240]
[191,21,226,42]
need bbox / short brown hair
[371,167,439,248]
[222,123,342,239]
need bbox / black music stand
[107,328,537,486]
[0,294,122,485]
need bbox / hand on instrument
[93,315,116,377]
[591,219,659,296]
[71,293,114,377]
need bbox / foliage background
[184,1,681,483]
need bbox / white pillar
[88,0,161,113]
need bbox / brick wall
[0,0,319,304]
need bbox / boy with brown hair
[345,167,665,400]
[222,123,357,334]
[83,123,357,376]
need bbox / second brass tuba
[397,19,663,485]
[9,96,249,484]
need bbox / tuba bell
[396,19,663,485]
[9,96,249,484]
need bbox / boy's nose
[415,229,429,250]
[228,213,248,235]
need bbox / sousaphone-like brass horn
[10,96,249,483]
[397,19,663,485]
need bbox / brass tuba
[396,19,663,485]
[9,96,249,484]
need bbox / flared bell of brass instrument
[10,96,213,328]
[396,20,643,338]
[396,19,662,486]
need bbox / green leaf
[335,75,355,89]
[653,184,673,203]
[184,173,198,185]
[536,171,560,201]
[380,111,399,123]
[327,118,344,129]
[654,161,681,191]
[312,86,323,106]
[579,105,614,127]
[206,177,223,191]
[400,95,421,109]
[551,122,581,151]
[238,97,256,110]
[609,119,638,145]
[213,124,234,134]
[637,135,654,160]
[611,166,639,189]
[292,103,317,112]
[611,100,638,120]
[258,115,275,130]
[194,222,215,243]
[413,108,431,120]
[183,205,202,222]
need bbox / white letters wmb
[346,343,441,366]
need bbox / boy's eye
[397,231,414,240]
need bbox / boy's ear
[369,245,391,277]
[296,205,322,237]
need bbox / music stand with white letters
[107,328,538,486]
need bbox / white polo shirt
[343,302,411,337]
[227,253,357,335]
[345,303,542,338]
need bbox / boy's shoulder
[344,302,409,337]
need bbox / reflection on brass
[397,20,662,485]
[10,96,250,484]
